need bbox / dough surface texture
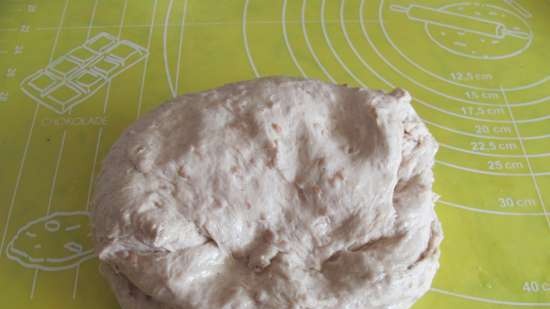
[92,77,442,309]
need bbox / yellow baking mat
[0,0,549,308]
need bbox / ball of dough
[91,77,442,309]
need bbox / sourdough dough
[91,77,442,309]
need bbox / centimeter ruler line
[29,0,71,300]
[501,87,550,230]
[73,0,133,300]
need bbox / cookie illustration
[6,212,95,271]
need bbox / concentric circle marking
[302,0,336,83]
[282,0,308,78]
[422,118,550,141]
[439,142,550,159]
[242,0,260,78]
[437,199,550,217]
[431,288,550,306]
[436,160,550,176]
[320,0,365,87]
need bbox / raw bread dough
[91,77,442,309]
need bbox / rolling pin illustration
[391,4,529,40]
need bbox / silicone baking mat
[0,0,549,308]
